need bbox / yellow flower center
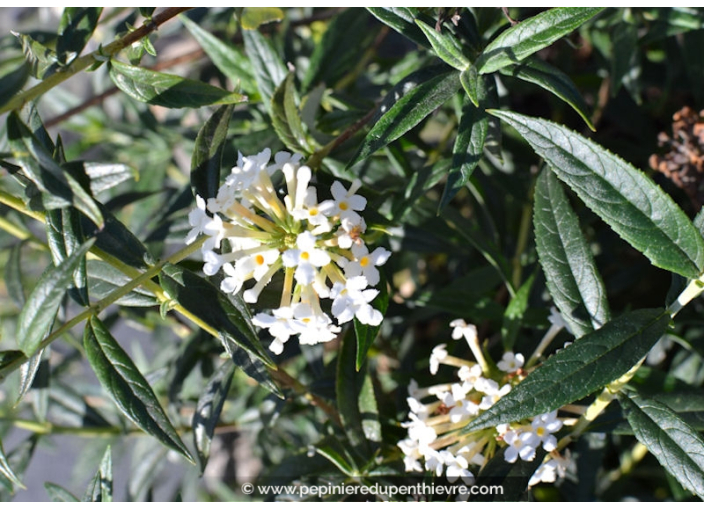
[536,426,545,436]
[360,256,370,267]
[255,254,265,265]
[301,251,310,261]
[339,201,349,211]
[302,317,311,323]
[309,207,318,216]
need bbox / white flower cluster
[186,149,390,354]
[397,319,573,489]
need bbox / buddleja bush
[1,7,704,502]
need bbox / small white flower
[449,399,479,423]
[282,232,331,285]
[336,215,366,249]
[290,303,340,345]
[458,364,484,391]
[479,383,511,410]
[252,306,297,354]
[443,453,474,485]
[531,411,563,452]
[330,276,382,326]
[450,319,478,344]
[429,344,448,375]
[529,459,558,486]
[497,351,525,373]
[186,195,210,244]
[503,429,540,463]
[319,179,367,222]
[344,243,391,287]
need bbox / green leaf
[439,76,490,211]
[0,439,23,490]
[464,308,670,432]
[159,264,274,368]
[348,69,460,168]
[191,104,233,201]
[57,8,102,64]
[302,9,370,92]
[108,59,246,109]
[16,347,44,407]
[271,73,310,154]
[610,21,638,98]
[474,446,544,501]
[83,316,194,464]
[86,260,157,307]
[0,58,30,110]
[337,330,381,459]
[16,240,94,357]
[222,333,283,399]
[492,110,704,279]
[0,351,26,382]
[193,361,236,473]
[534,169,610,337]
[499,56,594,130]
[85,206,154,270]
[7,112,104,228]
[354,271,389,370]
[44,482,80,502]
[46,207,89,306]
[13,32,59,79]
[501,273,535,351]
[241,7,284,30]
[415,18,470,71]
[366,8,429,48]
[83,445,112,502]
[84,162,137,195]
[476,8,605,74]
[460,64,480,106]
[619,390,704,499]
[314,436,357,477]
[242,29,288,110]
[179,15,257,96]
[0,435,37,497]
[4,242,25,309]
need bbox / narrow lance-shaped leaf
[415,18,470,71]
[14,32,59,79]
[534,169,610,337]
[179,15,257,96]
[464,308,670,432]
[86,261,157,307]
[619,390,704,499]
[271,73,310,154]
[57,8,102,64]
[348,70,460,168]
[499,56,594,130]
[84,316,195,464]
[0,58,30,110]
[193,361,236,473]
[159,263,274,368]
[501,273,535,351]
[4,241,25,309]
[84,162,136,195]
[191,104,233,201]
[44,483,80,502]
[492,110,704,278]
[0,439,23,490]
[366,8,429,49]
[109,59,247,109]
[16,239,94,357]
[7,112,104,228]
[221,332,283,399]
[83,445,112,502]
[354,272,389,370]
[46,207,89,306]
[476,8,605,74]
[242,28,288,110]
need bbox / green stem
[0,7,191,115]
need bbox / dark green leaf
[366,8,429,48]
[439,79,489,211]
[0,439,23,490]
[193,361,236,473]
[492,110,704,278]
[222,333,283,398]
[242,29,287,110]
[57,8,102,64]
[7,112,104,228]
[415,18,470,71]
[271,72,310,154]
[180,15,257,96]
[84,162,137,195]
[641,7,704,43]
[314,436,357,476]
[0,351,26,382]
[0,58,30,109]
[619,390,704,499]
[465,308,669,432]
[191,104,233,201]
[534,169,610,337]
[46,207,89,306]
[501,273,535,351]
[84,206,154,270]
[460,64,480,106]
[0,436,37,497]
[16,240,94,357]
[17,348,44,408]
[241,7,284,30]
[86,260,157,307]
[499,56,594,130]
[610,22,638,98]
[474,446,544,501]
[348,70,460,168]
[14,32,59,79]
[354,272,389,370]
[44,482,80,502]
[302,9,371,92]
[159,263,274,368]
[83,316,194,464]
[4,242,25,309]
[108,59,246,109]
[476,8,605,74]
[83,445,112,502]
